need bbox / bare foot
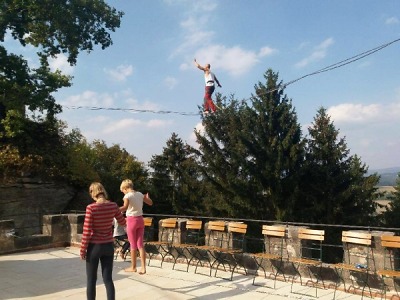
[124,268,137,272]
[139,269,146,275]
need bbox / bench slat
[342,236,371,245]
[262,225,286,237]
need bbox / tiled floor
[0,247,376,300]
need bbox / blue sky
[6,0,400,170]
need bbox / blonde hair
[89,182,108,199]
[120,179,134,190]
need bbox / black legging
[86,242,115,300]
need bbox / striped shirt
[80,201,126,257]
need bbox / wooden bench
[171,220,203,272]
[333,231,372,300]
[187,221,247,280]
[211,222,248,280]
[190,220,226,276]
[145,218,177,267]
[143,216,154,242]
[289,228,325,298]
[251,225,287,288]
[377,235,400,299]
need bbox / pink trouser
[126,216,144,250]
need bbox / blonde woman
[81,182,126,300]
[120,179,153,274]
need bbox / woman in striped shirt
[80,182,126,300]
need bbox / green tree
[196,70,304,220]
[149,133,204,215]
[0,0,124,183]
[298,107,379,225]
[0,112,76,180]
[90,140,148,204]
[382,174,400,227]
[63,128,100,187]
[0,0,123,118]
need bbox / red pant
[204,86,217,112]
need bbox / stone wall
[1,215,399,297]
[0,178,80,236]
[0,213,85,254]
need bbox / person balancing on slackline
[194,58,222,114]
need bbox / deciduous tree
[0,0,123,124]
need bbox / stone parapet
[0,219,16,252]
[0,215,399,296]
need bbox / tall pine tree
[298,107,379,225]
[149,133,204,215]
[195,70,304,220]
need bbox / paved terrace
[0,247,375,300]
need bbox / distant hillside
[368,167,400,186]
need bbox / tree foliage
[90,140,148,204]
[382,174,400,227]
[196,70,304,221]
[0,0,123,64]
[0,0,128,189]
[297,107,379,225]
[0,0,124,125]
[149,133,204,215]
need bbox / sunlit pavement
[0,247,374,300]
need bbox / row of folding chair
[250,226,400,300]
[143,218,248,281]
[140,218,400,299]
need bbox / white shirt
[204,72,216,86]
[124,191,144,217]
[113,218,126,237]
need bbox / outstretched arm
[214,75,222,87]
[143,193,153,206]
[194,58,206,71]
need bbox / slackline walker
[194,58,222,114]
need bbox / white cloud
[307,100,400,169]
[103,118,173,134]
[259,46,277,57]
[164,77,178,90]
[164,0,217,12]
[385,17,399,25]
[171,15,215,57]
[327,100,400,124]
[147,119,174,128]
[61,89,160,112]
[194,44,276,77]
[327,103,381,123]
[125,97,160,112]
[48,53,74,75]
[188,121,204,149]
[103,118,142,134]
[193,0,217,12]
[87,115,110,123]
[295,38,334,68]
[170,2,276,77]
[61,90,114,107]
[104,64,133,82]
